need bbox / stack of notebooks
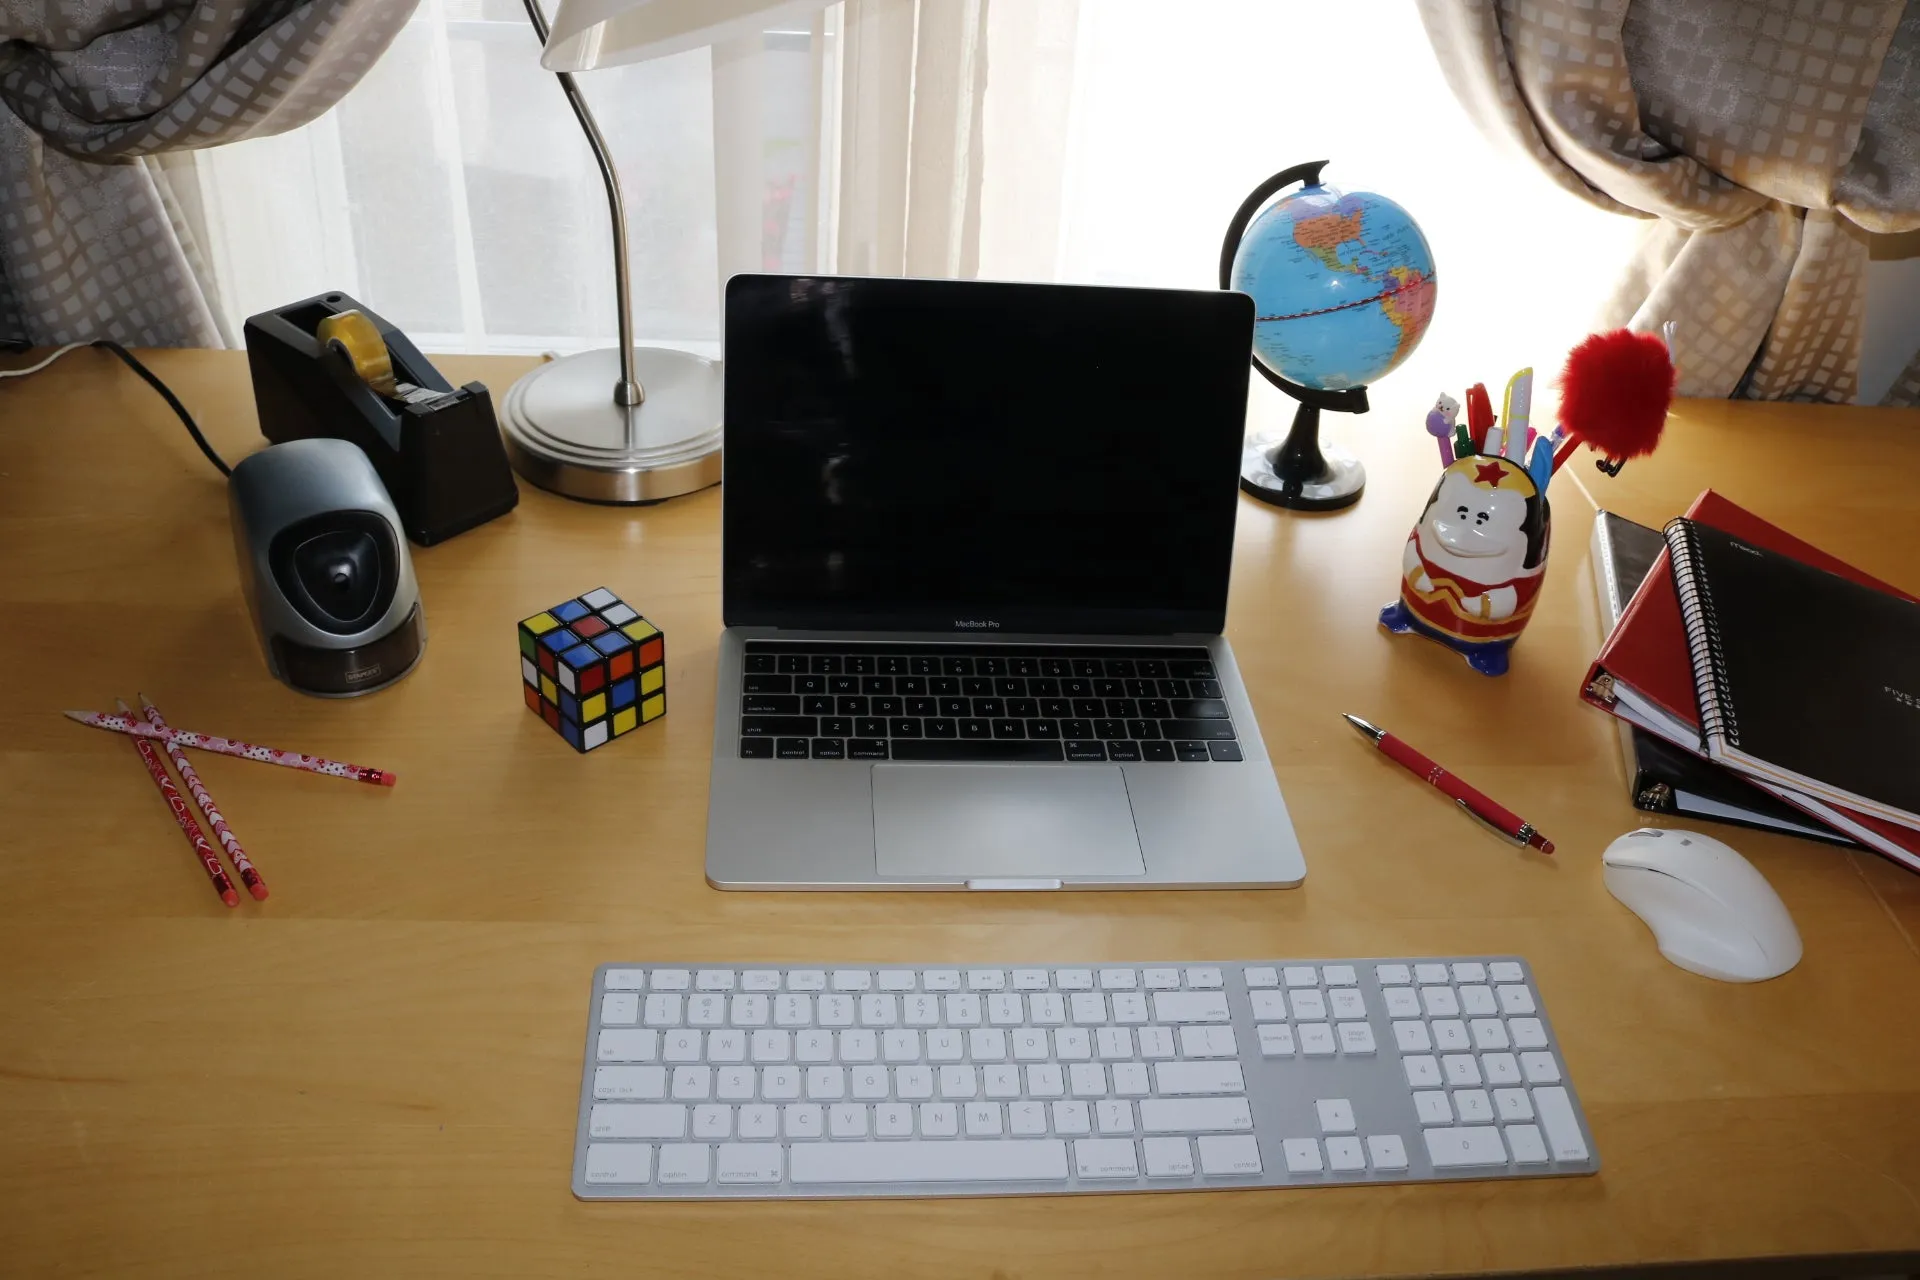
[1586,491,1920,872]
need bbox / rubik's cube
[518,587,665,751]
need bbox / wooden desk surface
[3,349,1918,1279]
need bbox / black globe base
[1239,401,1366,511]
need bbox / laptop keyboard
[736,642,1239,764]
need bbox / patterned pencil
[139,695,268,901]
[64,710,397,787]
[116,700,238,907]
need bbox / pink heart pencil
[139,695,268,900]
[65,709,396,787]
[115,699,238,906]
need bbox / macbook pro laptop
[705,275,1306,890]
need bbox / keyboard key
[1532,1087,1589,1161]
[1392,1021,1431,1053]
[1482,1052,1522,1085]
[739,738,774,759]
[584,1143,653,1185]
[1453,1090,1495,1124]
[590,1104,686,1140]
[1199,1134,1263,1176]
[1414,964,1448,984]
[1403,1055,1442,1088]
[809,738,845,759]
[791,1139,1069,1184]
[741,716,817,737]
[1174,742,1212,762]
[848,739,889,759]
[1289,990,1326,1020]
[775,738,809,759]
[889,739,1064,762]
[1519,1052,1561,1083]
[1367,1134,1409,1171]
[1494,1088,1533,1122]
[1325,1136,1366,1172]
[1383,987,1421,1018]
[594,1066,667,1100]
[1497,985,1538,1015]
[1142,742,1175,761]
[1375,964,1411,986]
[1208,741,1244,762]
[1257,1025,1295,1057]
[1281,1138,1323,1174]
[598,1029,659,1062]
[1421,987,1460,1017]
[1328,989,1366,1020]
[1315,1098,1355,1133]
[1424,1126,1508,1169]
[1249,990,1287,1022]
[1151,1063,1246,1096]
[1143,1136,1196,1178]
[783,1104,822,1138]
[1152,992,1230,1023]
[1414,1091,1452,1125]
[1460,985,1499,1016]
[1488,961,1525,983]
[1178,1026,1238,1058]
[1506,1123,1549,1165]
[1442,1054,1482,1086]
[1074,1138,1140,1179]
[1509,1018,1548,1050]
[601,993,638,1025]
[1337,1023,1376,1055]
[1297,1024,1336,1056]
[655,1143,711,1185]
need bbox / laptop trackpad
[872,763,1147,879]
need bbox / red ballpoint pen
[1343,713,1554,855]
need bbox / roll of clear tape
[315,310,398,397]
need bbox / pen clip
[1456,798,1529,846]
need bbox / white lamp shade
[541,0,829,72]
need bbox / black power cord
[0,338,231,476]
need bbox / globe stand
[1221,158,1372,513]
[1238,382,1369,511]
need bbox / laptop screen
[722,275,1254,636]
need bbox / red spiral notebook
[1580,490,1920,872]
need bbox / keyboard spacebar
[789,1140,1070,1184]
[887,740,1065,762]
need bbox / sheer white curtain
[194,0,1641,404]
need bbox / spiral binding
[1663,518,1739,750]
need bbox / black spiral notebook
[1664,517,1920,832]
[1588,512,1849,843]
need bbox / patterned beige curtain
[1417,0,1920,405]
[0,0,417,346]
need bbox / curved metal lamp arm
[523,0,643,408]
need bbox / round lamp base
[501,347,723,504]
[1240,435,1366,511]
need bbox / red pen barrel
[1377,732,1536,843]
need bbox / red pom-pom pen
[1343,713,1554,855]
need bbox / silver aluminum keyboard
[572,957,1598,1200]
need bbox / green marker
[1454,423,1474,457]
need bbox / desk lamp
[506,0,822,503]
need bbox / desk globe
[1222,160,1436,510]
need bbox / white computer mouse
[1601,828,1802,982]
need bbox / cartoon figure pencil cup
[1380,330,1676,676]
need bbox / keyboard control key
[1199,1135,1263,1177]
[584,1143,653,1185]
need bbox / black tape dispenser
[243,291,519,546]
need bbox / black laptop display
[722,275,1256,637]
